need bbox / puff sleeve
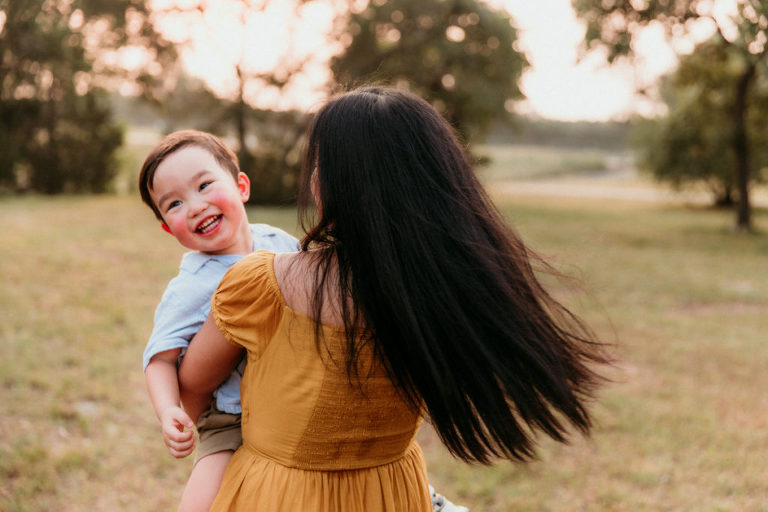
[211,250,283,360]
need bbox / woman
[179,86,607,511]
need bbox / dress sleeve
[211,250,283,359]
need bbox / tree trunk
[35,85,63,193]
[234,64,256,179]
[732,62,756,232]
[714,185,734,207]
[235,64,247,159]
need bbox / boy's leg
[177,450,233,512]
[179,403,242,512]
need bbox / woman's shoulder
[273,251,348,328]
[212,250,289,350]
[216,250,283,311]
[240,248,277,267]
[226,249,280,283]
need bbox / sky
[148,0,707,122]
[502,0,738,121]
[500,0,676,121]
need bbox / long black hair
[298,86,608,464]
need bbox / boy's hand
[160,405,196,458]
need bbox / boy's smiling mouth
[196,215,222,234]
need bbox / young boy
[140,130,469,512]
[139,130,300,512]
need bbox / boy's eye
[200,181,213,191]
[167,200,182,211]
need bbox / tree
[573,0,768,231]
[633,39,768,206]
[149,0,322,204]
[0,0,173,193]
[179,96,310,204]
[330,0,528,143]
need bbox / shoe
[429,485,470,512]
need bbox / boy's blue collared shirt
[142,223,300,414]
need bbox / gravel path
[492,164,768,207]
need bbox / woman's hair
[298,86,608,464]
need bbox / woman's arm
[178,313,244,423]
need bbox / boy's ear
[161,223,173,235]
[237,172,251,202]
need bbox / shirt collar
[178,224,261,274]
[180,251,244,274]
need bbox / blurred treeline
[488,119,630,151]
[0,0,529,203]
[4,0,768,231]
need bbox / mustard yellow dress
[209,250,431,511]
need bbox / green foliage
[156,83,309,205]
[572,0,768,229]
[239,109,309,205]
[138,1,318,205]
[122,0,528,202]
[28,90,124,193]
[632,40,768,204]
[572,0,697,63]
[0,0,170,193]
[331,0,527,142]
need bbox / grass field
[1,166,768,510]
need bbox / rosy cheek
[166,214,187,232]
[209,190,240,210]
[208,190,229,204]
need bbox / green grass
[1,191,767,511]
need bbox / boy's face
[150,145,251,255]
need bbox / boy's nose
[187,198,207,217]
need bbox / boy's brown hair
[139,130,241,221]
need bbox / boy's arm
[145,349,196,458]
[179,313,244,424]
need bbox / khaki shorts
[193,402,243,465]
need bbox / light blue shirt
[143,223,300,414]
